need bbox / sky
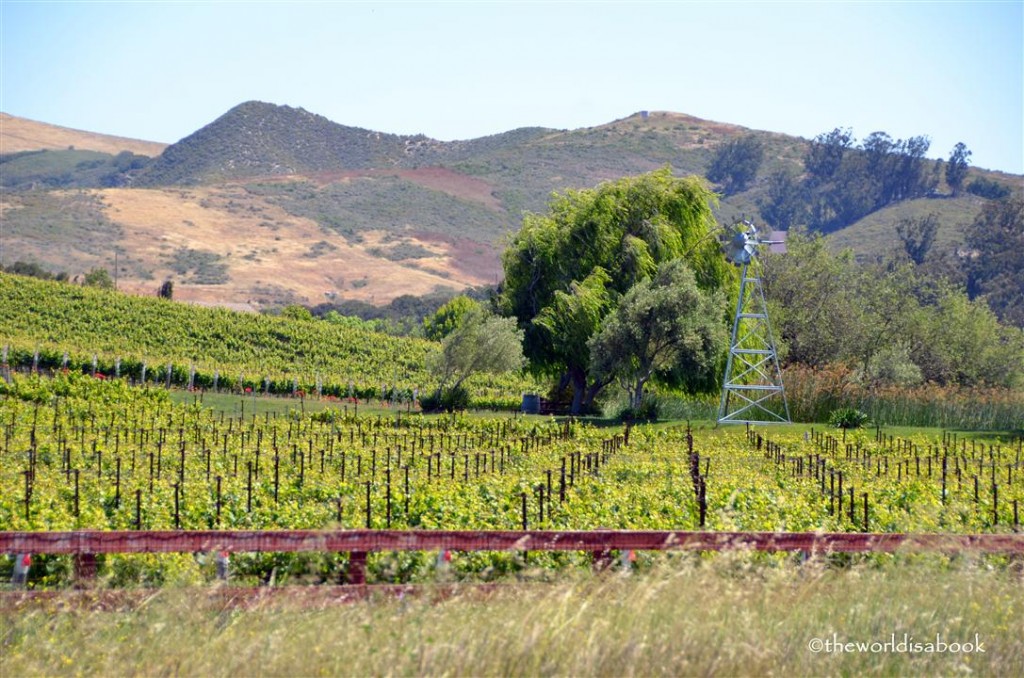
[1,1,1022,174]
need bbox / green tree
[966,177,1010,200]
[761,230,863,366]
[429,308,525,405]
[963,194,1024,326]
[895,213,939,265]
[908,285,1023,387]
[758,169,807,230]
[83,267,114,289]
[706,134,765,195]
[4,261,58,280]
[500,167,732,414]
[589,260,726,410]
[850,260,919,378]
[157,280,174,300]
[804,128,853,184]
[945,142,972,197]
[280,304,313,321]
[423,295,481,341]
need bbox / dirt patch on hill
[410,231,503,283]
[299,167,502,210]
[99,187,490,308]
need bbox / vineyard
[0,273,533,409]
[2,372,1021,587]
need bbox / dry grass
[3,554,1021,676]
[0,113,167,157]
[88,186,488,308]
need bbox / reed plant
[783,363,1024,430]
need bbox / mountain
[0,103,1018,311]
[139,101,422,185]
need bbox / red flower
[244,387,252,393]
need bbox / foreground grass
[3,555,1021,676]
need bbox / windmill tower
[717,220,790,425]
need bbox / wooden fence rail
[4,529,1023,556]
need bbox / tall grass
[3,554,1022,676]
[783,363,1024,430]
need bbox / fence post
[73,553,98,587]
[347,552,367,585]
[11,553,30,587]
[215,551,230,581]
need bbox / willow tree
[500,167,732,414]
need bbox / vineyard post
[23,469,30,521]
[828,471,835,515]
[699,476,707,528]
[993,483,998,525]
[243,462,251,516]
[173,482,180,529]
[365,481,372,528]
[863,493,869,532]
[215,475,222,525]
[838,472,844,516]
[404,466,410,517]
[942,454,948,503]
[386,468,392,529]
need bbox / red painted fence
[4,530,1021,588]
[4,529,1022,556]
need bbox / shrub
[420,385,471,413]
[617,395,662,423]
[829,407,869,429]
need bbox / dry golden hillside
[0,113,167,156]
[99,186,492,308]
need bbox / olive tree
[589,259,727,410]
[426,308,524,410]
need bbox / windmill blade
[722,221,757,265]
[767,230,788,254]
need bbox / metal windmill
[717,219,790,425]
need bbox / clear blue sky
[2,1,1022,173]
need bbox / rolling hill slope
[0,113,167,157]
[1,104,1019,311]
